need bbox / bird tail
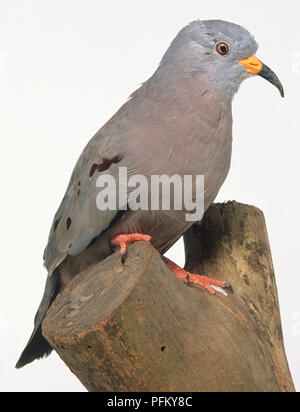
[15,270,60,369]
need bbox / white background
[1,0,299,392]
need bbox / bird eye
[215,41,230,56]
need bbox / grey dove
[16,19,283,368]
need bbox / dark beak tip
[278,86,285,98]
[258,63,284,99]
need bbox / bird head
[161,20,284,99]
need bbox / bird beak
[239,56,284,98]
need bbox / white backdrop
[1,0,299,392]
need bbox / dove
[16,19,284,369]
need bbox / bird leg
[111,233,152,263]
[161,256,233,296]
[111,233,233,295]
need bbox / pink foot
[111,233,152,263]
[111,233,233,295]
[162,256,233,296]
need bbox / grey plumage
[16,19,283,368]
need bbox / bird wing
[43,120,125,276]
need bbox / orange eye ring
[215,41,231,56]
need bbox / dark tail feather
[15,270,60,369]
[15,325,53,369]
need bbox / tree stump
[42,202,295,392]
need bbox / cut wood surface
[42,201,295,392]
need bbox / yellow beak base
[239,56,263,75]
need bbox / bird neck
[134,64,232,114]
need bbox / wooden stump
[42,202,295,392]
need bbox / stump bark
[42,202,295,392]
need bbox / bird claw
[211,285,228,296]
[211,282,233,297]
[121,252,127,264]
[224,282,234,294]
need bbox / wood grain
[42,202,295,392]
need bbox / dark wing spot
[89,155,122,178]
[89,164,98,178]
[54,217,61,232]
[66,217,72,230]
